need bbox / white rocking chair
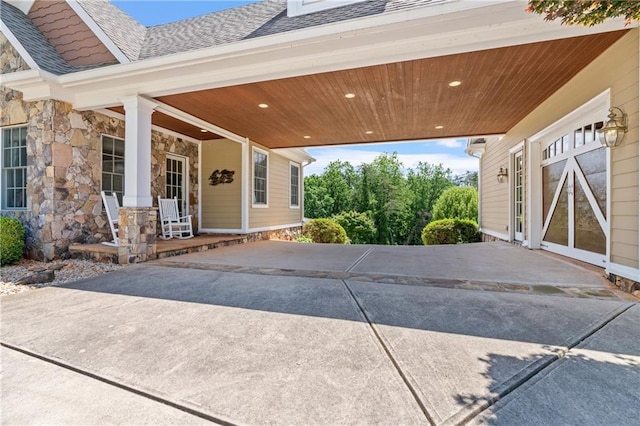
[158,196,193,240]
[101,191,120,247]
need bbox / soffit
[149,31,627,148]
[108,107,222,140]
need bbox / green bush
[332,211,377,244]
[296,236,313,243]
[421,218,480,245]
[432,186,478,221]
[0,216,26,265]
[303,218,349,244]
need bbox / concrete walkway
[2,242,638,425]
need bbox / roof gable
[27,0,117,67]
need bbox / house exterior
[0,0,638,290]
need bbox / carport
[2,241,638,425]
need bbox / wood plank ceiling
[152,31,627,148]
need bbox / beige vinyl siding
[481,29,639,268]
[249,143,303,229]
[200,139,242,230]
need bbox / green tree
[405,162,454,245]
[354,153,411,245]
[333,211,377,244]
[527,0,640,26]
[454,170,478,189]
[303,174,334,218]
[432,186,478,222]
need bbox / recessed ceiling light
[258,103,269,108]
[365,131,373,134]
[448,81,462,87]
[344,93,356,99]
[200,129,208,133]
[303,135,311,139]
[435,125,444,129]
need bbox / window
[290,163,300,208]
[1,126,28,210]
[102,135,125,204]
[253,148,268,206]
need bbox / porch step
[69,234,248,264]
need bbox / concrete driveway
[2,241,638,425]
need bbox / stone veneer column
[117,207,158,264]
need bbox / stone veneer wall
[1,36,200,260]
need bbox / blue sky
[112,1,479,176]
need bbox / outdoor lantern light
[497,167,508,184]
[597,107,628,148]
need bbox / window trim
[289,161,300,209]
[100,134,126,204]
[1,124,28,211]
[252,146,269,208]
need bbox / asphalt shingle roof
[76,0,146,61]
[2,0,443,74]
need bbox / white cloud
[433,139,464,149]
[304,147,478,176]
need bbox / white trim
[5,0,35,14]
[0,21,40,70]
[200,228,244,234]
[607,262,640,283]
[66,0,130,64]
[530,90,611,142]
[153,100,247,144]
[251,146,269,208]
[95,108,201,144]
[241,139,249,232]
[248,223,303,233]
[480,228,509,241]
[510,145,524,242]
[287,0,368,17]
[541,241,606,267]
[289,161,301,209]
[272,147,315,164]
[165,153,189,215]
[198,142,202,234]
[0,124,29,211]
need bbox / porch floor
[69,234,247,264]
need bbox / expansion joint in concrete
[0,341,236,426]
[458,302,637,426]
[340,280,437,426]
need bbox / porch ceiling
[152,31,626,148]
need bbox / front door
[540,120,607,266]
[166,154,188,215]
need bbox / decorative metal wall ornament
[209,169,235,185]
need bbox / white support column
[241,138,250,232]
[121,96,157,207]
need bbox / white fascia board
[66,0,130,64]
[0,69,71,101]
[0,21,39,70]
[272,148,315,164]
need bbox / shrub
[421,218,480,245]
[296,236,313,243]
[332,211,377,244]
[303,218,348,244]
[432,186,478,221]
[0,216,26,265]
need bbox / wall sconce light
[497,166,508,184]
[597,107,627,148]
